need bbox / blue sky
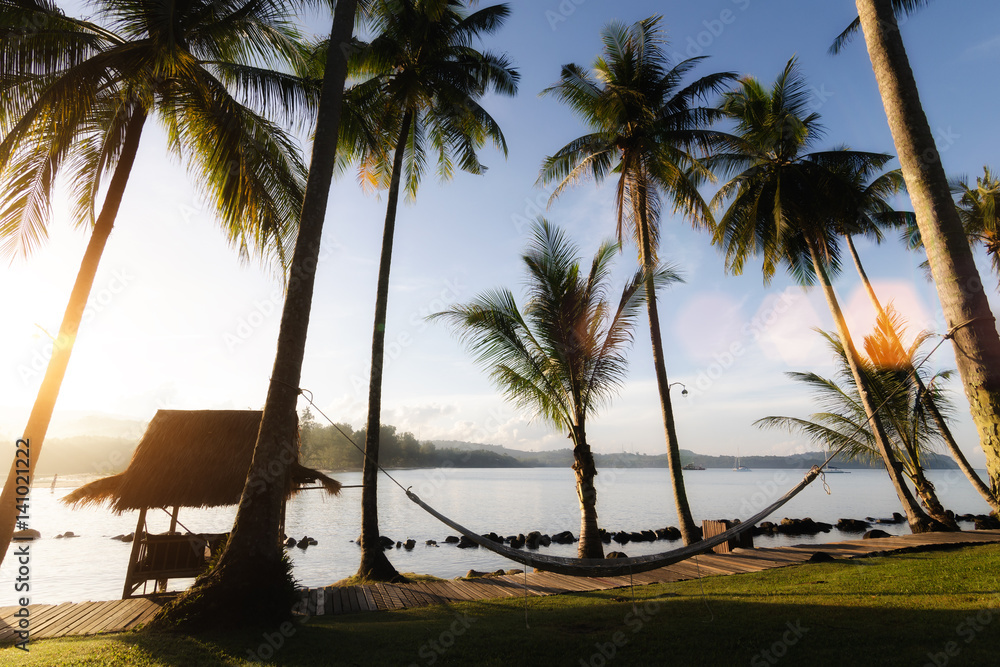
[3,0,999,464]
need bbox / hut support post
[123,507,147,599]
[156,506,180,592]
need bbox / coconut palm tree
[0,0,311,567]
[336,0,518,581]
[538,16,735,546]
[758,312,958,529]
[845,234,1000,513]
[150,0,363,630]
[709,58,936,532]
[432,219,678,558]
[845,0,1000,499]
[953,166,1000,284]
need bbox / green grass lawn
[4,544,999,666]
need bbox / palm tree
[758,313,958,528]
[339,0,518,581]
[0,0,310,567]
[845,234,1000,513]
[846,0,1000,500]
[953,166,1000,284]
[709,58,936,532]
[150,0,363,630]
[432,219,677,558]
[537,16,735,546]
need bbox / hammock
[405,466,822,577]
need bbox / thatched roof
[62,410,340,512]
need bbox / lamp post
[668,382,688,396]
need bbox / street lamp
[669,382,688,396]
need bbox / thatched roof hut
[63,409,340,512]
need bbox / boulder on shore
[457,535,479,549]
[606,551,628,559]
[863,529,892,539]
[551,530,575,544]
[837,518,870,532]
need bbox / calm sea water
[1,467,992,606]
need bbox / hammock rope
[291,327,946,579]
[402,466,821,577]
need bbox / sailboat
[733,448,751,472]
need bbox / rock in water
[12,529,40,541]
[863,529,891,539]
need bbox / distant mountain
[431,440,960,470]
[30,436,137,477]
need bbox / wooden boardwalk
[293,530,1000,616]
[3,529,998,643]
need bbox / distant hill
[431,440,960,470]
[30,436,137,477]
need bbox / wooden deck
[294,529,1000,615]
[3,529,998,643]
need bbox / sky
[2,0,999,465]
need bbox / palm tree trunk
[846,235,999,512]
[855,0,1000,500]
[150,0,359,630]
[571,424,603,559]
[807,239,934,533]
[357,110,414,582]
[634,200,699,545]
[909,467,958,529]
[0,110,147,567]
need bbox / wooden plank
[23,602,81,638]
[405,582,445,604]
[373,584,404,610]
[345,586,362,613]
[1,603,62,640]
[126,600,162,630]
[330,587,343,614]
[32,601,100,637]
[359,585,378,612]
[439,579,478,601]
[74,601,129,636]
[69,600,133,637]
[373,585,398,610]
[86,599,150,635]
[410,585,442,606]
[50,602,110,637]
[339,586,354,614]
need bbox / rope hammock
[271,303,975,580]
[292,387,828,577]
[404,466,821,577]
